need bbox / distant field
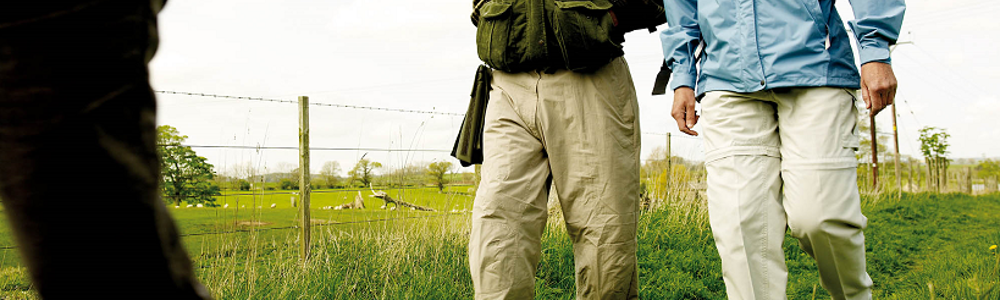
[1,191,999,299]
[0,186,475,270]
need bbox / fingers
[869,91,884,116]
[684,99,699,134]
[861,62,898,117]
[671,88,699,136]
[861,78,872,110]
[886,85,896,107]
[672,110,697,136]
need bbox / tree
[158,125,221,206]
[237,179,252,191]
[384,164,425,187]
[976,159,1000,192]
[227,161,261,187]
[348,159,382,187]
[427,161,454,192]
[274,162,298,185]
[279,178,297,190]
[918,127,951,192]
[319,161,342,188]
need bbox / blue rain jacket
[660,0,905,96]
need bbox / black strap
[652,41,703,96]
[651,61,671,96]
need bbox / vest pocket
[551,0,623,72]
[476,1,517,71]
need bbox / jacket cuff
[858,40,892,65]
[668,69,697,91]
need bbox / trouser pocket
[551,0,624,72]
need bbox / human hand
[671,87,699,136]
[860,62,898,117]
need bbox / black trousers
[0,1,210,298]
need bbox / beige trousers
[469,57,641,300]
[701,87,872,300]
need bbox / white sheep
[390,207,397,211]
[241,205,246,208]
[380,205,387,209]
[196,204,203,208]
[185,204,193,208]
[270,203,277,208]
[223,204,229,209]
[175,206,180,209]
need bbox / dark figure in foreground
[0,1,210,298]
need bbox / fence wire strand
[155,90,464,116]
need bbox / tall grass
[1,190,998,299]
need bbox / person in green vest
[463,0,664,299]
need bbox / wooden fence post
[966,167,972,194]
[299,96,311,261]
[666,132,672,193]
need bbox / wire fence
[6,88,968,275]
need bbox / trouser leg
[469,69,551,300]
[0,1,210,299]
[701,91,787,300]
[775,87,872,300]
[540,57,640,300]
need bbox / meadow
[0,188,998,299]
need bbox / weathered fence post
[299,96,311,261]
[869,115,879,191]
[666,132,672,194]
[907,160,914,193]
[966,167,972,194]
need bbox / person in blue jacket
[661,0,904,299]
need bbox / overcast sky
[149,0,1000,176]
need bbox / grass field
[1,190,999,299]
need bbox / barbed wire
[0,212,471,251]
[641,132,703,140]
[154,90,464,117]
[181,212,468,237]
[158,144,450,153]
[214,186,471,197]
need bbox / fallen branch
[370,190,435,212]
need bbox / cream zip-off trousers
[469,57,641,300]
[701,87,872,300]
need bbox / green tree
[279,178,296,190]
[237,179,251,191]
[918,127,951,192]
[976,159,1000,192]
[319,161,342,188]
[426,161,454,192]
[158,125,221,206]
[348,159,382,187]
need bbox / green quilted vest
[475,0,625,73]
